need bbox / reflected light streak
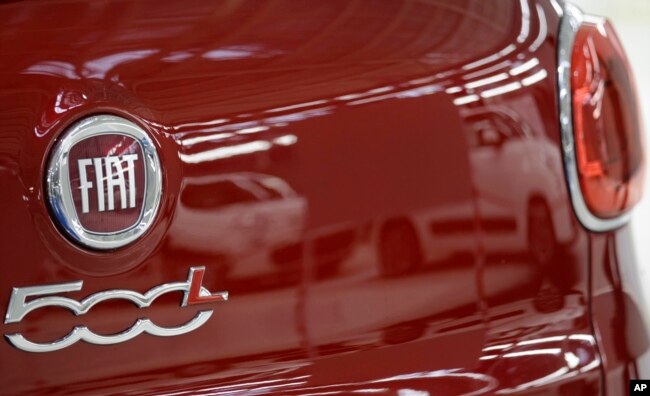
[348,84,440,106]
[181,133,235,146]
[292,370,496,396]
[481,81,522,98]
[266,107,334,124]
[529,4,548,51]
[348,93,399,106]
[521,69,547,86]
[509,58,539,76]
[398,84,441,98]
[516,335,566,346]
[584,16,608,37]
[445,86,463,94]
[371,369,491,384]
[398,389,430,396]
[465,73,509,89]
[238,126,269,134]
[462,60,512,80]
[483,343,513,352]
[336,86,394,101]
[568,334,596,343]
[502,348,561,358]
[463,53,502,71]
[579,357,601,373]
[205,376,309,392]
[302,390,388,396]
[564,352,580,369]
[180,140,271,164]
[162,51,194,62]
[499,44,517,57]
[549,0,563,16]
[335,85,395,101]
[266,100,329,113]
[54,92,83,114]
[207,381,308,395]
[203,49,249,60]
[517,0,531,43]
[273,134,298,146]
[202,45,269,60]
[159,375,310,396]
[408,76,436,85]
[453,94,480,106]
[83,49,158,79]
[175,118,228,130]
[177,120,260,138]
[23,61,79,79]
[462,44,516,71]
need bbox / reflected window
[181,181,260,209]
[466,110,527,148]
[251,180,284,200]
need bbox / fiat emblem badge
[47,114,162,249]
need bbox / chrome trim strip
[47,114,162,249]
[557,3,631,232]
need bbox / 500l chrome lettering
[4,267,228,353]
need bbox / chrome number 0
[4,266,228,353]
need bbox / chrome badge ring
[47,114,162,250]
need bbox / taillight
[559,4,645,231]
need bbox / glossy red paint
[0,0,642,394]
[589,227,648,396]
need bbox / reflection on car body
[0,0,647,394]
[168,173,307,281]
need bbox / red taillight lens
[571,18,645,218]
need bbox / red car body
[0,0,646,394]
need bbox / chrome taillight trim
[557,3,632,232]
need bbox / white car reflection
[168,173,307,280]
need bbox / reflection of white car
[371,202,474,276]
[373,106,576,276]
[168,173,307,279]
[464,106,574,260]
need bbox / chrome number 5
[4,266,228,353]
